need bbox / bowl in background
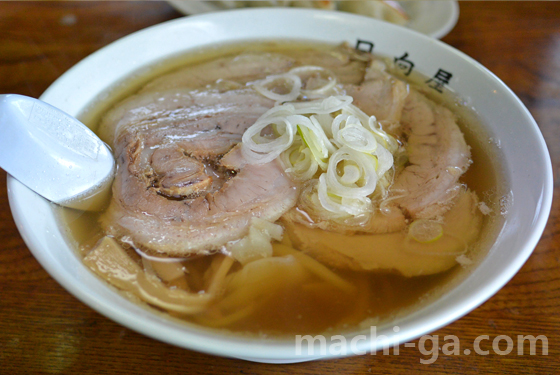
[7,8,552,363]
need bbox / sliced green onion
[288,114,334,170]
[408,219,444,243]
[279,138,319,181]
[373,144,394,176]
[289,66,337,99]
[317,174,372,216]
[331,114,378,153]
[241,116,295,164]
[326,147,378,198]
[242,91,398,218]
[252,73,302,102]
[292,95,353,115]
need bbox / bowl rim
[8,7,553,363]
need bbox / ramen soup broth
[59,41,506,337]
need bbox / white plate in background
[168,0,459,39]
[400,1,459,39]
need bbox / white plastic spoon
[0,94,115,211]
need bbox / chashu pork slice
[343,60,409,123]
[345,60,471,220]
[285,188,482,276]
[287,43,372,85]
[98,88,273,149]
[391,89,471,219]
[140,53,296,94]
[140,44,372,95]
[99,88,299,256]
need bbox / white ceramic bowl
[8,9,553,363]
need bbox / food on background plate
[210,0,409,25]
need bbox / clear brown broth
[60,41,506,337]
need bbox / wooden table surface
[1,1,558,374]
